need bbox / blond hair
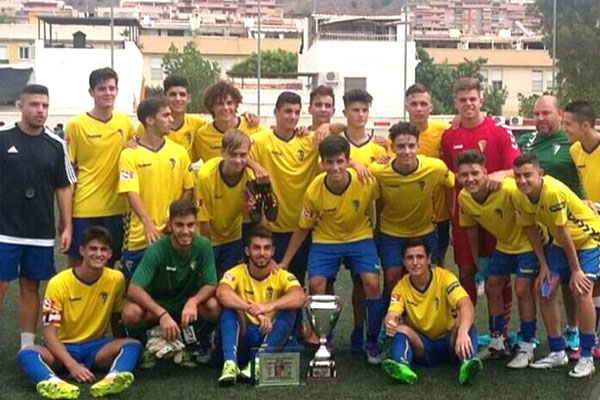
[222,129,251,154]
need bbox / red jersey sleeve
[494,123,521,170]
[440,128,455,171]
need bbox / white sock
[20,332,35,349]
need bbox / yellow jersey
[42,268,126,343]
[389,267,468,339]
[299,169,379,243]
[66,112,135,217]
[512,175,600,250]
[118,139,194,251]
[196,157,255,246]
[137,114,207,160]
[570,140,600,202]
[249,129,320,233]
[459,179,535,254]
[344,132,388,166]
[220,263,301,325]
[193,117,263,162]
[369,155,454,237]
[418,120,451,222]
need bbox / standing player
[65,68,136,268]
[457,150,540,368]
[0,84,76,349]
[279,136,384,364]
[137,75,206,160]
[382,239,482,385]
[18,226,141,399]
[512,154,599,377]
[192,80,263,163]
[217,226,306,387]
[196,129,255,275]
[118,97,194,278]
[405,83,452,266]
[369,122,454,305]
[122,199,220,366]
[440,77,520,311]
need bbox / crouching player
[122,199,220,367]
[457,150,540,367]
[512,154,599,377]
[216,226,306,387]
[18,227,141,399]
[382,239,482,385]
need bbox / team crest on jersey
[418,181,425,191]
[185,132,192,144]
[120,170,134,180]
[99,291,108,304]
[266,286,274,299]
[117,129,124,138]
[494,209,503,219]
[297,149,306,161]
[169,158,176,169]
[390,294,401,304]
[302,207,313,218]
[478,140,487,152]
[190,261,196,271]
[434,297,440,310]
[224,273,235,282]
[352,200,360,211]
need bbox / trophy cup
[305,295,342,382]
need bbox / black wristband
[158,311,168,320]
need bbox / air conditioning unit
[510,116,524,126]
[323,71,340,84]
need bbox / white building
[298,14,417,118]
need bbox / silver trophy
[305,295,342,381]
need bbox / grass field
[2,252,600,400]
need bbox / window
[490,69,503,90]
[532,70,543,92]
[547,77,554,92]
[150,58,163,80]
[344,77,366,92]
[0,46,7,63]
[19,46,30,60]
[480,69,488,88]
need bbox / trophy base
[307,359,337,383]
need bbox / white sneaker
[507,342,534,369]
[479,335,509,360]
[529,351,568,369]
[568,357,595,378]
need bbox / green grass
[2,252,600,399]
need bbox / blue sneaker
[478,334,491,347]
[565,327,580,352]
[350,327,364,354]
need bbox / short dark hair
[20,84,49,98]
[89,67,118,90]
[389,122,419,143]
[319,135,350,160]
[343,89,373,108]
[405,83,430,98]
[402,237,431,258]
[513,153,540,168]
[453,77,481,95]
[309,85,335,107]
[275,91,302,109]
[163,75,189,94]
[169,199,198,220]
[245,225,273,247]
[137,97,169,127]
[203,80,243,115]
[564,100,596,127]
[457,150,486,166]
[81,226,113,248]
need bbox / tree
[227,49,297,78]
[482,86,509,116]
[517,93,541,118]
[530,0,600,110]
[161,42,221,113]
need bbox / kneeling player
[382,239,482,385]
[122,199,220,367]
[512,154,599,378]
[279,135,385,364]
[18,227,141,399]
[457,150,540,367]
[217,226,306,387]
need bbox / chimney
[73,31,87,48]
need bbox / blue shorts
[436,220,451,252]
[273,231,311,285]
[417,325,478,367]
[64,338,112,369]
[377,230,439,268]
[213,240,243,275]
[70,216,124,264]
[545,244,600,283]
[489,250,538,278]
[121,249,146,280]
[307,239,380,279]
[0,242,55,281]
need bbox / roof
[139,36,301,56]
[0,67,33,104]
[37,16,141,27]
[426,48,553,68]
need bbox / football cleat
[239,358,260,384]
[478,334,509,360]
[36,377,79,399]
[262,186,278,222]
[366,342,382,365]
[381,359,418,384]
[218,360,239,388]
[568,357,596,378]
[506,342,534,369]
[529,351,568,369]
[90,372,134,398]
[459,358,483,386]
